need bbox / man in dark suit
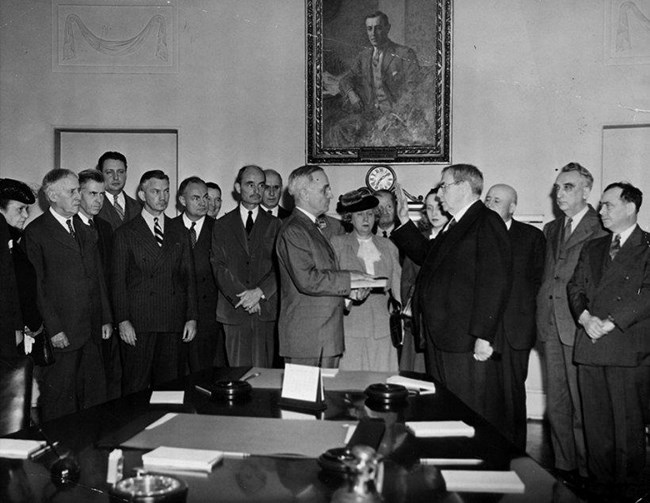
[485,183,545,450]
[77,169,121,400]
[96,151,141,230]
[568,182,650,497]
[374,190,400,238]
[112,170,198,394]
[276,165,372,368]
[536,162,606,483]
[211,165,281,367]
[206,182,223,219]
[24,169,112,421]
[172,176,225,371]
[393,164,511,427]
[261,169,291,219]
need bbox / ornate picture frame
[307,0,452,164]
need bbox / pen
[243,372,260,382]
[29,441,60,460]
[194,385,211,397]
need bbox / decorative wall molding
[53,1,177,73]
[605,0,650,65]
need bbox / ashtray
[211,380,252,400]
[364,383,409,405]
[109,473,188,502]
[317,447,356,475]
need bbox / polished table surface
[0,367,581,502]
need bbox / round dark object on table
[109,473,188,502]
[212,380,252,400]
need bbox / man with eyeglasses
[393,164,511,430]
[536,162,605,488]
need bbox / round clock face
[365,165,396,191]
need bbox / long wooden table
[0,368,581,502]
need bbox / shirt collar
[49,207,74,231]
[182,213,205,235]
[505,218,513,230]
[107,191,125,207]
[452,198,480,223]
[261,205,277,217]
[141,208,165,234]
[296,206,318,224]
[614,223,636,247]
[77,212,92,226]
[239,204,259,225]
[567,204,589,229]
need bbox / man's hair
[374,189,396,204]
[560,162,593,189]
[604,181,643,212]
[287,165,324,198]
[442,164,484,196]
[263,169,283,185]
[96,151,127,171]
[178,176,206,197]
[235,165,264,184]
[138,170,169,189]
[42,169,76,195]
[78,169,105,188]
[206,182,221,192]
[365,10,389,25]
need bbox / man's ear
[178,195,186,208]
[137,189,145,203]
[234,183,241,196]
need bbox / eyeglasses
[438,180,462,192]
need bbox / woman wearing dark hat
[0,178,42,357]
[331,188,401,371]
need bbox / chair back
[0,357,33,436]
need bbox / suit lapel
[229,209,249,255]
[132,215,162,258]
[43,211,79,251]
[594,226,643,296]
[564,206,600,251]
[295,210,337,263]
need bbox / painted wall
[2,0,650,417]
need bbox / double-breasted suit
[98,191,141,231]
[496,219,545,450]
[275,209,351,361]
[171,215,225,371]
[24,209,111,420]
[112,213,198,394]
[211,208,281,366]
[536,205,605,475]
[568,226,650,483]
[392,200,511,426]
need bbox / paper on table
[386,375,436,392]
[146,412,178,430]
[142,446,223,472]
[281,363,323,402]
[0,439,46,459]
[406,421,475,438]
[441,470,525,493]
[150,391,184,404]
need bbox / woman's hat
[0,178,36,205]
[336,187,379,214]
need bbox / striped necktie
[609,234,621,261]
[154,217,164,247]
[113,194,125,221]
[189,221,197,248]
[66,218,76,239]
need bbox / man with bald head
[485,183,545,449]
[262,169,291,219]
[25,169,112,420]
[211,165,282,366]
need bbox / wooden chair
[0,357,33,436]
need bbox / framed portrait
[307,0,452,164]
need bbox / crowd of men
[1,155,648,500]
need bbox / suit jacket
[496,219,546,352]
[98,192,141,231]
[275,209,352,358]
[210,208,281,324]
[339,40,420,111]
[392,200,512,352]
[24,210,111,352]
[11,228,42,333]
[112,214,198,333]
[331,233,401,340]
[0,215,22,356]
[171,215,218,327]
[77,215,113,290]
[568,226,650,367]
[536,205,606,346]
[278,206,291,219]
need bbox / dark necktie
[66,218,76,239]
[268,209,273,215]
[189,221,197,248]
[154,217,164,247]
[113,194,125,221]
[88,219,94,230]
[382,230,388,238]
[562,217,573,244]
[245,211,254,234]
[444,217,457,233]
[609,234,621,261]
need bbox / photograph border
[306,0,452,164]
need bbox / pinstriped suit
[112,213,198,394]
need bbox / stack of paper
[405,421,475,438]
[441,470,525,493]
[150,391,184,404]
[0,439,46,459]
[142,446,223,472]
[386,375,436,392]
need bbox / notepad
[142,446,224,472]
[441,470,525,493]
[406,421,475,438]
[150,391,184,404]
[386,375,436,392]
[0,439,46,459]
